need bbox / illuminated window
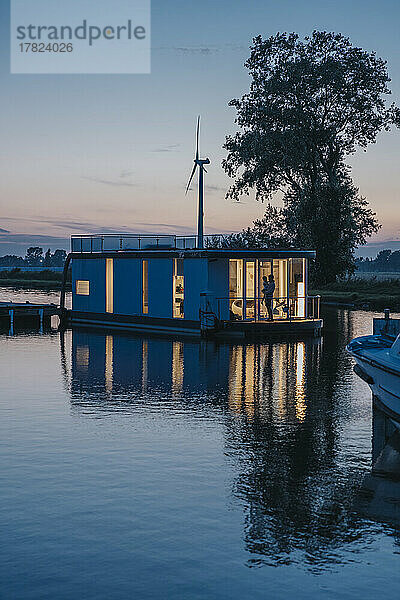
[76,280,89,295]
[106,259,113,313]
[142,260,148,314]
[258,261,272,320]
[173,259,184,318]
[245,261,255,319]
[229,259,243,319]
[289,258,305,317]
[272,259,288,319]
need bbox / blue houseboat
[61,233,322,338]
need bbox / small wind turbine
[185,116,210,249]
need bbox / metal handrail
[70,233,228,252]
[216,295,321,322]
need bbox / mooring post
[39,308,44,333]
[9,309,14,336]
[372,403,386,465]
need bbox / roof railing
[71,234,224,252]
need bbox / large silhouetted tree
[223,31,400,283]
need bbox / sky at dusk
[0,0,399,256]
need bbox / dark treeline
[0,247,67,268]
[356,250,400,273]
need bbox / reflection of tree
[227,414,365,568]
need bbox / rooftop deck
[70,234,316,258]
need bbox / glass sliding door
[244,261,256,320]
[229,259,243,320]
[272,259,288,319]
[289,258,305,317]
[258,260,273,320]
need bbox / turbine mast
[198,164,205,249]
[185,116,210,249]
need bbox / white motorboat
[347,314,400,424]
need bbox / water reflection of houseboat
[67,328,322,417]
[61,234,322,339]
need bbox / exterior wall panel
[72,258,106,313]
[148,259,173,318]
[207,259,229,319]
[183,258,208,321]
[113,258,142,316]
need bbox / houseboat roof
[71,234,316,259]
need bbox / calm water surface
[1,287,400,599]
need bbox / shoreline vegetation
[0,269,71,292]
[310,277,400,311]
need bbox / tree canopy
[0,247,67,268]
[223,31,400,283]
[357,249,400,272]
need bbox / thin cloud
[151,144,180,153]
[132,222,194,235]
[154,43,247,55]
[205,184,227,193]
[174,46,217,55]
[0,233,67,243]
[0,233,69,256]
[82,176,137,188]
[362,239,400,246]
[119,169,135,179]
[0,216,198,237]
[44,220,131,234]
[154,46,219,55]
[0,216,134,235]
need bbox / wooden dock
[0,302,60,331]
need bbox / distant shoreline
[0,279,70,291]
[310,278,400,311]
[0,268,70,292]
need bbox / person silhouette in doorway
[262,274,275,321]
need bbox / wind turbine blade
[185,163,197,195]
[195,115,200,160]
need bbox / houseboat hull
[65,309,322,339]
